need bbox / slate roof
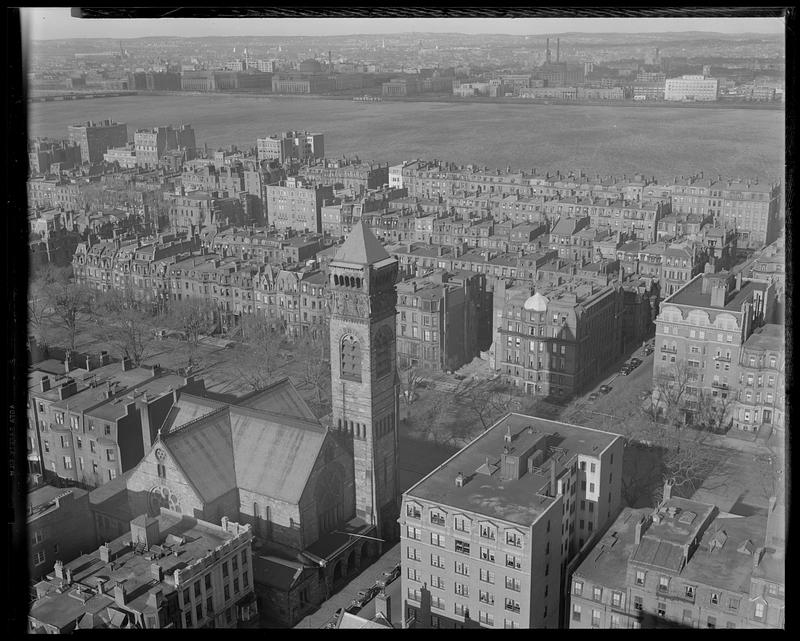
[234,378,317,420]
[332,221,390,266]
[230,406,325,504]
[631,536,685,572]
[161,407,237,504]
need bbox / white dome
[523,292,549,312]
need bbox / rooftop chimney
[99,544,111,563]
[151,563,164,583]
[663,478,674,501]
[99,350,111,366]
[634,514,651,544]
[85,355,93,371]
[121,357,133,372]
[114,580,128,607]
[375,590,392,624]
[455,472,465,487]
[753,546,765,569]
[54,560,65,580]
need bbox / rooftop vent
[678,511,697,525]
[709,530,728,553]
[455,472,464,487]
[737,539,755,556]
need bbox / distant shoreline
[126,90,786,112]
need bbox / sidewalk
[293,543,400,629]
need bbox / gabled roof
[332,221,390,266]
[159,394,226,434]
[161,407,237,504]
[234,377,318,420]
[229,406,326,504]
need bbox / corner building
[400,414,624,629]
[327,222,400,540]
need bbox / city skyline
[20,9,785,41]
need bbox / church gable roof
[229,406,326,504]
[159,394,227,434]
[161,407,238,504]
[332,221,390,266]
[234,377,318,420]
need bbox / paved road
[294,543,401,629]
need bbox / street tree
[89,286,160,367]
[295,321,332,416]
[235,313,286,390]
[165,298,216,368]
[35,265,92,355]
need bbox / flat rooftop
[743,324,784,351]
[406,414,619,527]
[666,275,767,312]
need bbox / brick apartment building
[299,158,389,194]
[400,414,624,628]
[166,189,246,234]
[134,124,196,169]
[256,130,324,164]
[395,270,488,372]
[492,279,624,398]
[569,488,784,629]
[265,177,333,233]
[68,120,128,165]
[732,324,785,436]
[28,511,256,631]
[653,271,773,424]
[28,485,96,583]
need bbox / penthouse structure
[28,511,256,631]
[256,131,324,164]
[653,271,773,424]
[68,120,129,165]
[395,270,489,372]
[401,414,624,629]
[492,279,624,399]
[569,489,784,629]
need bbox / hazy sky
[20,8,784,41]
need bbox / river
[28,94,784,179]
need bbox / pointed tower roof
[333,221,391,266]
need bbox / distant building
[103,144,138,169]
[134,124,196,169]
[569,488,785,629]
[382,78,418,97]
[29,138,83,174]
[28,510,256,631]
[68,120,129,165]
[256,130,324,164]
[28,485,96,583]
[718,180,781,249]
[265,177,333,233]
[664,75,719,101]
[401,413,624,628]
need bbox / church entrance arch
[332,560,343,584]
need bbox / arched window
[333,274,339,286]
[341,335,362,382]
[375,326,392,379]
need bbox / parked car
[344,602,361,614]
[376,563,401,588]
[630,358,642,367]
[620,368,631,376]
[644,346,654,355]
[351,589,374,608]
[599,384,612,394]
[588,392,600,401]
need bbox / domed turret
[523,292,549,312]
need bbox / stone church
[89,222,400,625]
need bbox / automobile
[454,373,466,381]
[351,589,374,609]
[588,392,600,401]
[599,384,612,394]
[644,346,654,355]
[323,608,344,628]
[630,358,642,367]
[619,367,632,376]
[376,563,401,588]
[344,602,361,614]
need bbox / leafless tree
[235,313,287,390]
[691,389,735,433]
[295,322,331,413]
[455,380,515,433]
[165,297,216,368]
[88,286,160,367]
[652,358,695,424]
[36,265,92,355]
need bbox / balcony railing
[714,355,731,362]
[711,381,729,390]
[661,346,678,354]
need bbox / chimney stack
[100,350,111,366]
[634,514,650,544]
[663,478,674,501]
[151,563,164,583]
[54,560,65,580]
[85,355,93,371]
[114,580,128,607]
[99,544,111,563]
[753,547,765,569]
[374,590,392,624]
[121,357,133,372]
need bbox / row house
[699,226,737,271]
[570,491,784,629]
[166,189,246,234]
[265,178,334,234]
[718,180,781,249]
[492,281,624,398]
[298,159,389,194]
[205,227,327,266]
[732,324,785,436]
[656,213,709,242]
[660,242,708,298]
[549,217,591,261]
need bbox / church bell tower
[328,222,399,540]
